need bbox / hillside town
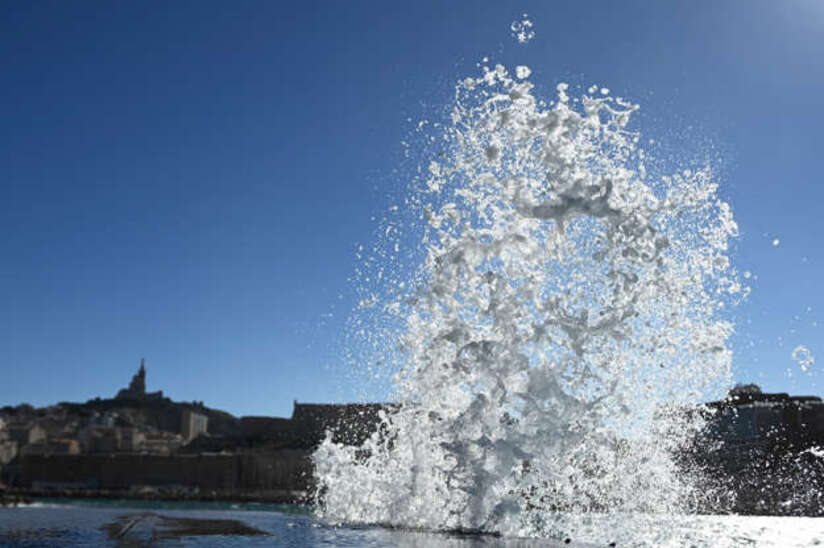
[0,360,385,502]
[3,361,824,515]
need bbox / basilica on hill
[115,358,164,401]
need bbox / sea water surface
[0,498,601,547]
[1,499,823,547]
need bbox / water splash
[315,64,741,545]
[515,65,532,80]
[510,16,535,44]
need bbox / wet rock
[102,512,269,541]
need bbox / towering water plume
[315,63,742,544]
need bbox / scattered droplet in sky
[510,15,535,43]
[792,345,815,372]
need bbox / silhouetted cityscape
[2,361,824,515]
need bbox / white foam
[316,65,741,544]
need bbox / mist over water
[315,61,746,545]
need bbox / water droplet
[792,345,815,372]
[510,16,535,43]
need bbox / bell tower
[128,358,146,394]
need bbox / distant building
[693,384,824,515]
[7,423,47,446]
[291,401,394,446]
[704,384,824,449]
[239,416,296,442]
[119,427,145,452]
[0,440,17,466]
[81,427,122,454]
[38,416,79,440]
[142,432,183,455]
[115,358,164,400]
[78,426,151,454]
[181,409,208,442]
[21,438,80,457]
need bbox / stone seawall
[11,450,312,497]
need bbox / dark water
[0,499,595,547]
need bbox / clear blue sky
[2,1,822,417]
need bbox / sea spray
[315,64,741,544]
